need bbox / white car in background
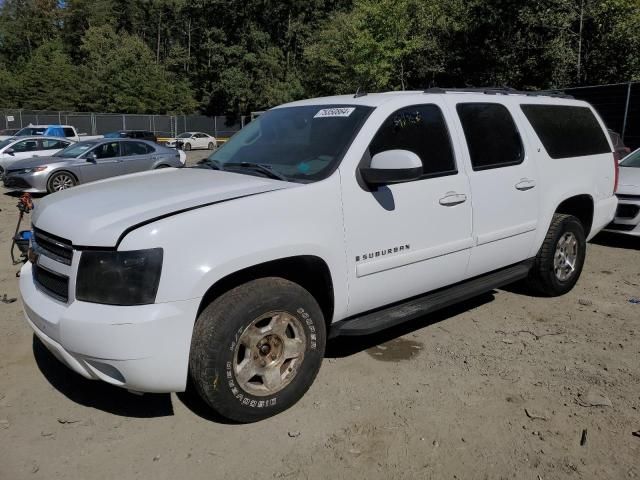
[605,148,640,236]
[166,132,217,151]
[0,136,74,174]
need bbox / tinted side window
[369,104,456,178]
[93,142,120,159]
[12,140,38,152]
[42,139,69,149]
[521,105,610,159]
[63,128,75,137]
[457,103,524,170]
[122,141,150,156]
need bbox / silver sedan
[3,138,185,193]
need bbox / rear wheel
[526,214,586,296]
[208,142,215,150]
[155,164,170,169]
[189,277,326,423]
[47,171,77,193]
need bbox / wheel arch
[197,255,335,327]
[554,194,594,236]
[47,169,79,191]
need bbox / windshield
[205,105,372,182]
[177,132,192,138]
[16,127,45,136]
[0,138,15,150]
[54,141,97,158]
[620,149,640,168]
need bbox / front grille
[33,264,69,302]
[33,228,73,265]
[616,204,640,219]
[3,176,32,189]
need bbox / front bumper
[603,194,640,236]
[3,173,46,193]
[20,262,201,392]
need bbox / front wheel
[526,214,586,296]
[47,171,77,193]
[189,277,326,423]
[183,142,191,151]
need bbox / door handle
[515,179,536,191]
[439,192,467,207]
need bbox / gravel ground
[0,158,638,479]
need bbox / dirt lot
[0,157,639,479]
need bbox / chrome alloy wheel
[233,311,307,396]
[51,173,75,191]
[554,232,578,281]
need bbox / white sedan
[0,136,74,174]
[166,132,217,151]
[606,148,640,236]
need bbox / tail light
[613,151,620,193]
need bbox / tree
[18,40,80,110]
[78,26,196,113]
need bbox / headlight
[76,248,163,305]
[15,166,47,174]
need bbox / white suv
[20,89,618,422]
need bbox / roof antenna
[354,87,368,98]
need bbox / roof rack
[423,87,573,99]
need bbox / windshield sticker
[314,107,355,119]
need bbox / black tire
[526,214,586,296]
[189,277,326,423]
[183,142,191,151]
[155,164,170,169]
[207,142,214,150]
[47,171,77,193]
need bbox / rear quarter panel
[513,98,616,254]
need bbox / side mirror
[5,148,14,156]
[360,150,423,186]
[86,152,98,162]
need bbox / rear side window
[63,128,75,137]
[520,105,610,159]
[123,141,152,156]
[41,139,69,149]
[369,104,456,178]
[457,103,524,171]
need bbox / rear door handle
[515,179,536,191]
[439,192,467,206]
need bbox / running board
[329,260,533,338]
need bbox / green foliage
[0,0,638,114]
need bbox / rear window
[520,105,610,159]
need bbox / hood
[32,168,293,247]
[617,166,640,195]
[8,156,61,169]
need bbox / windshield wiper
[226,162,287,181]
[196,158,224,170]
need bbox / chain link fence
[0,110,245,139]
[565,81,639,150]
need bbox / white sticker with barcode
[314,107,355,118]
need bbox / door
[75,141,123,183]
[193,133,207,149]
[447,100,539,277]
[121,141,155,173]
[341,102,474,315]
